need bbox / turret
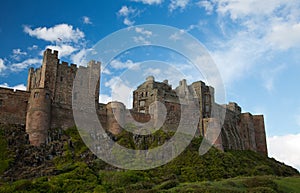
[26,88,51,146]
[39,48,59,97]
[106,101,125,135]
[253,115,268,156]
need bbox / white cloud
[71,49,87,66]
[101,67,111,75]
[197,0,214,14]
[12,48,27,61]
[211,33,266,85]
[99,94,112,104]
[46,45,77,58]
[131,0,163,5]
[201,0,300,86]
[28,45,38,50]
[104,76,133,107]
[24,24,84,43]
[215,0,286,20]
[169,29,185,41]
[0,58,7,73]
[133,36,151,44]
[12,48,27,56]
[10,58,41,72]
[135,27,152,37]
[213,0,300,50]
[169,0,190,12]
[124,18,135,26]
[118,6,136,17]
[267,23,300,50]
[144,68,161,76]
[110,59,140,70]
[82,16,92,24]
[268,134,300,171]
[0,83,26,91]
[118,6,140,26]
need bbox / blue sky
[1,0,300,170]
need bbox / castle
[0,48,268,156]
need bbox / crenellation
[0,48,268,156]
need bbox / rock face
[0,48,267,156]
[0,124,98,181]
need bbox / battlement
[0,49,267,156]
[226,102,242,114]
[44,48,58,59]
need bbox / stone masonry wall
[0,88,29,125]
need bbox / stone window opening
[139,100,145,107]
[0,99,3,107]
[60,76,63,82]
[45,93,50,99]
[34,92,39,98]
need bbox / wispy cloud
[118,6,136,17]
[110,59,140,70]
[124,18,135,26]
[197,0,214,14]
[27,45,38,50]
[11,48,27,61]
[24,24,84,43]
[46,44,77,58]
[195,0,300,86]
[12,48,27,56]
[0,83,26,91]
[0,58,7,73]
[214,0,300,50]
[82,16,92,24]
[118,6,138,26]
[131,0,163,5]
[135,27,152,37]
[10,58,41,72]
[169,0,190,12]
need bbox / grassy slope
[0,126,299,192]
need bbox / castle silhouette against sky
[0,49,267,155]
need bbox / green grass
[0,124,299,192]
[1,173,300,193]
[275,176,300,193]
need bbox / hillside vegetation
[0,124,299,192]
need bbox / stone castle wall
[0,88,30,125]
[0,48,268,156]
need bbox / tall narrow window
[45,93,50,99]
[0,99,3,107]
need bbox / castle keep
[0,49,268,155]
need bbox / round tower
[106,101,125,135]
[26,88,51,146]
